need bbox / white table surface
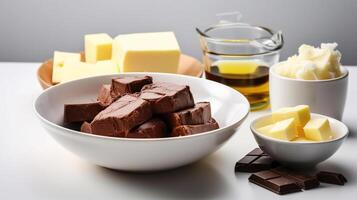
[1,63,356,199]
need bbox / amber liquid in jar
[205,61,269,110]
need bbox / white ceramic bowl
[34,73,250,172]
[270,66,349,120]
[250,113,348,168]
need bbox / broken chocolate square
[90,94,152,137]
[165,102,211,128]
[171,118,219,137]
[110,76,152,99]
[127,118,167,138]
[140,82,194,114]
[97,84,115,106]
[64,102,105,123]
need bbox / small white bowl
[269,65,349,120]
[250,113,348,168]
[34,73,250,172]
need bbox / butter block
[61,60,118,83]
[303,118,333,141]
[52,51,81,83]
[268,118,298,141]
[272,105,311,127]
[85,33,113,63]
[112,32,181,73]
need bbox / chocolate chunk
[127,118,167,138]
[140,82,194,114]
[90,94,152,137]
[316,171,347,185]
[249,170,302,195]
[64,102,105,123]
[247,148,268,156]
[165,102,211,128]
[235,148,279,173]
[171,118,219,137]
[97,84,115,106]
[272,167,320,189]
[80,121,92,133]
[110,76,152,99]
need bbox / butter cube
[85,33,113,63]
[257,124,275,136]
[61,60,118,83]
[112,32,181,73]
[268,118,298,141]
[52,51,81,83]
[272,105,310,127]
[303,118,333,141]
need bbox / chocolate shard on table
[140,82,194,114]
[127,118,167,138]
[80,121,92,133]
[165,102,211,128]
[316,171,347,185]
[90,94,152,137]
[249,170,302,195]
[235,148,279,173]
[272,167,320,189]
[110,76,153,99]
[97,84,116,106]
[64,102,106,123]
[170,118,219,137]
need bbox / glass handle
[253,31,284,51]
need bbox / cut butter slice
[85,33,113,63]
[268,118,298,141]
[52,51,81,84]
[61,60,118,83]
[257,124,275,136]
[272,105,311,127]
[303,118,333,141]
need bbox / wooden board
[37,54,204,89]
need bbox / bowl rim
[250,113,349,145]
[270,64,349,83]
[34,72,250,142]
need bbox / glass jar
[196,20,283,110]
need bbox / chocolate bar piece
[91,94,152,137]
[97,84,115,106]
[235,148,279,173]
[272,167,320,189]
[110,76,152,99]
[140,82,194,114]
[316,171,347,185]
[80,121,92,133]
[127,118,167,138]
[249,170,302,195]
[64,102,105,123]
[171,118,219,137]
[165,102,211,127]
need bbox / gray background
[0,0,356,64]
